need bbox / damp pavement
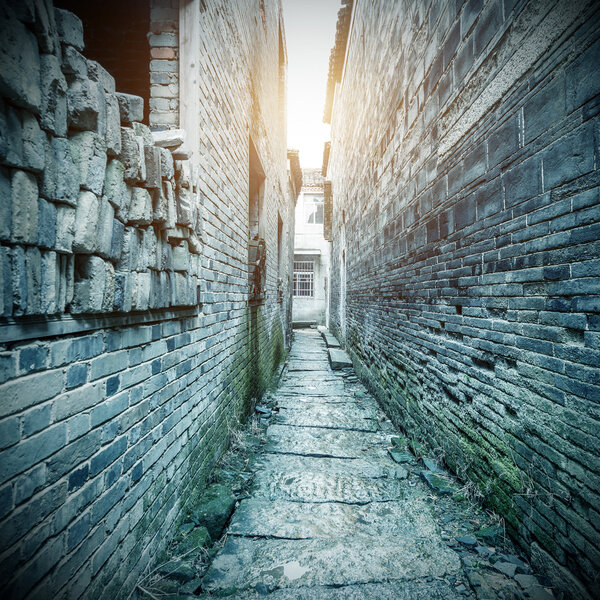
[193,329,554,600]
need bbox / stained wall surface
[326,0,600,595]
[0,0,294,598]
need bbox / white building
[293,168,330,326]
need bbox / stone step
[264,424,391,460]
[319,328,341,348]
[273,403,378,431]
[251,470,407,503]
[251,453,409,480]
[199,580,462,600]
[227,497,441,540]
[201,535,461,594]
[329,348,352,369]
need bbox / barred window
[293,261,314,297]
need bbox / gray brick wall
[326,0,600,595]
[0,1,294,598]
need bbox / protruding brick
[69,131,107,195]
[118,128,144,183]
[11,170,38,245]
[0,3,41,112]
[115,93,144,125]
[40,53,68,137]
[54,8,84,51]
[128,188,153,226]
[67,78,100,131]
[72,191,100,254]
[42,136,79,206]
[55,205,75,253]
[71,255,107,314]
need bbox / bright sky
[282,0,341,168]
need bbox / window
[304,194,324,225]
[55,0,150,121]
[293,261,314,297]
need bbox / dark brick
[473,1,502,55]
[19,345,48,374]
[443,20,461,69]
[90,437,127,478]
[22,405,52,437]
[524,74,565,143]
[151,358,161,375]
[488,117,518,168]
[463,144,486,186]
[68,464,89,492]
[504,157,541,208]
[106,375,120,397]
[461,0,484,36]
[67,513,90,552]
[543,124,595,190]
[454,195,476,230]
[0,484,12,520]
[454,35,474,83]
[475,177,503,219]
[38,198,57,250]
[131,461,143,483]
[566,37,600,112]
[66,363,88,389]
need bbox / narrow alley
[191,329,545,599]
[0,1,599,598]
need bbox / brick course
[326,0,600,596]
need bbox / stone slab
[228,497,439,540]
[287,360,330,371]
[274,403,378,432]
[198,581,462,600]
[277,382,346,395]
[329,348,352,369]
[264,424,391,459]
[321,331,341,348]
[251,453,410,481]
[275,395,358,407]
[201,535,461,593]
[251,470,406,504]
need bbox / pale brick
[72,191,99,254]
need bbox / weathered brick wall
[0,1,293,598]
[326,0,600,595]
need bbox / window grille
[293,261,314,297]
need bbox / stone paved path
[197,330,492,599]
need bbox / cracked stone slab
[201,535,461,594]
[275,395,360,406]
[198,580,462,600]
[264,424,391,459]
[276,383,348,396]
[251,470,406,503]
[273,403,378,431]
[251,454,410,480]
[287,362,331,372]
[228,497,441,540]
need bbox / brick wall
[326,0,600,596]
[0,1,293,598]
